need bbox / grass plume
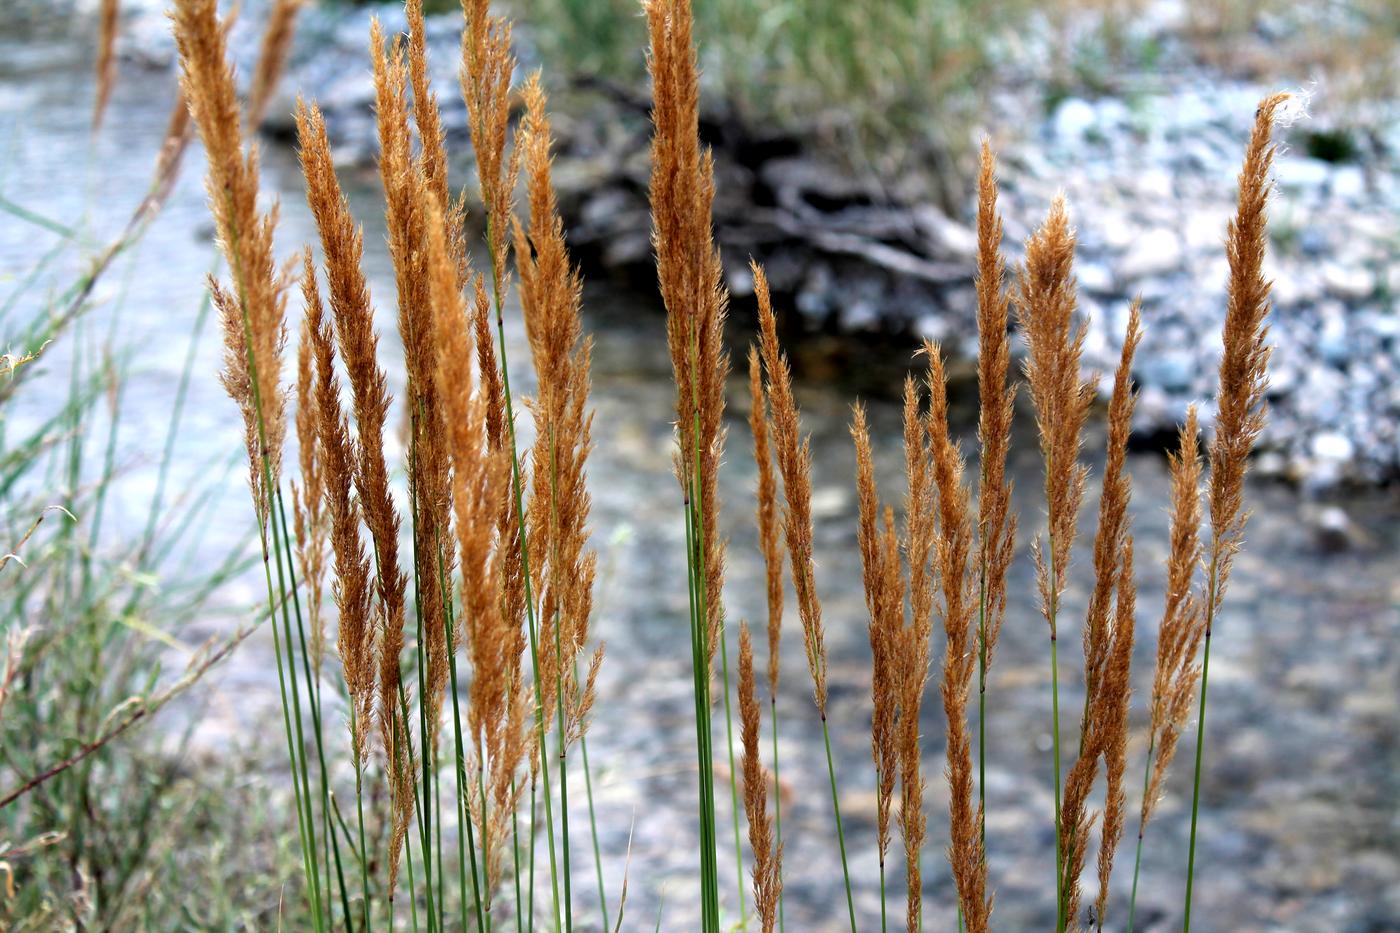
[1183,91,1287,931]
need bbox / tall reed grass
[168,0,1287,927]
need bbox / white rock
[1322,262,1374,301]
[1117,227,1184,280]
[1331,166,1366,202]
[1275,157,1331,191]
[1311,431,1354,462]
[1076,261,1114,294]
[1053,98,1098,144]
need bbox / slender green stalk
[718,630,747,928]
[528,775,539,933]
[577,713,608,930]
[1125,736,1155,933]
[405,805,422,933]
[878,858,887,933]
[684,320,721,933]
[1182,583,1218,933]
[274,486,354,929]
[819,714,858,932]
[683,490,719,933]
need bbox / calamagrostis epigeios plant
[1014,194,1093,921]
[423,194,529,913]
[246,0,305,129]
[646,0,728,667]
[1126,408,1204,929]
[291,296,327,679]
[296,91,414,895]
[516,72,608,927]
[94,0,119,129]
[748,343,787,925]
[926,343,991,933]
[647,1,730,927]
[303,253,377,916]
[973,140,1017,862]
[1057,304,1142,931]
[851,400,901,928]
[301,251,376,748]
[516,74,604,757]
[754,262,857,930]
[371,20,455,758]
[172,0,289,528]
[1183,92,1287,930]
[738,622,783,933]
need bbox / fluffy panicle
[1208,94,1284,623]
[975,140,1017,675]
[754,264,826,715]
[749,347,784,698]
[247,0,305,129]
[515,75,603,744]
[371,21,455,746]
[739,623,783,933]
[648,0,730,669]
[94,0,120,130]
[1083,303,1143,699]
[303,254,376,761]
[293,283,328,677]
[172,0,289,529]
[1058,307,1142,928]
[851,403,900,872]
[295,94,408,791]
[925,343,990,932]
[1095,539,1136,929]
[1144,409,1205,822]
[424,194,527,897]
[1015,195,1093,638]
[896,366,938,933]
[461,0,519,293]
[407,0,469,284]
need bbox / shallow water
[5,27,1400,931]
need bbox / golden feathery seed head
[749,345,784,698]
[739,622,782,933]
[754,262,826,715]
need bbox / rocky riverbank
[108,0,1400,487]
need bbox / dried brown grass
[926,342,990,933]
[647,0,729,671]
[974,139,1017,707]
[246,0,305,129]
[749,347,785,698]
[172,0,289,528]
[1142,409,1205,825]
[516,74,604,746]
[1055,304,1140,930]
[754,264,827,716]
[738,622,782,933]
[93,0,119,130]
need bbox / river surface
[4,27,1400,932]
